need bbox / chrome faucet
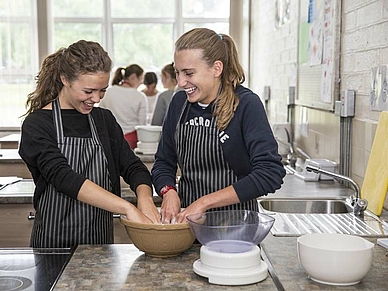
[305,165,368,216]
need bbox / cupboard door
[0,204,34,247]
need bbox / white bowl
[135,125,162,143]
[297,233,374,286]
[136,141,158,150]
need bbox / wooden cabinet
[0,204,34,247]
[0,204,131,247]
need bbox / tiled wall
[249,0,388,209]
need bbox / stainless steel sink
[259,198,352,214]
[257,198,388,237]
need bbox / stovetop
[0,248,74,291]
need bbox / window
[0,0,230,128]
[0,0,38,127]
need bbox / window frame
[0,0,231,129]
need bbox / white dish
[297,233,374,286]
[135,125,162,143]
[134,148,156,155]
[136,141,158,151]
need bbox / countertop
[54,244,278,291]
[0,173,349,204]
[53,237,388,291]
[261,234,388,291]
[0,152,159,205]
[2,173,388,290]
[52,175,388,290]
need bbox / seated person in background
[141,72,160,124]
[151,63,179,126]
[99,64,147,149]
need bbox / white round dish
[134,148,156,155]
[297,233,374,286]
[135,125,162,143]
[136,141,158,151]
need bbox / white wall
[250,0,388,194]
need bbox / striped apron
[30,99,113,248]
[176,101,258,211]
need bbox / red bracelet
[159,185,176,197]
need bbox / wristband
[159,185,176,198]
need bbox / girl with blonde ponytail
[152,28,286,224]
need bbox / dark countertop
[53,235,388,291]
[54,244,278,291]
[52,174,388,290]
[2,172,387,290]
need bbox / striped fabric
[175,101,258,212]
[30,99,113,248]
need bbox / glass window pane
[1,23,33,71]
[52,0,103,17]
[0,22,34,126]
[184,22,229,34]
[182,0,229,18]
[0,82,33,126]
[54,23,102,50]
[0,0,31,17]
[113,24,173,71]
[111,0,174,18]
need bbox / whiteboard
[296,0,341,111]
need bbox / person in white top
[141,72,160,123]
[99,64,147,149]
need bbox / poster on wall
[308,20,323,66]
[297,0,339,111]
[320,0,334,103]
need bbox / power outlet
[340,89,355,117]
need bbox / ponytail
[175,28,245,131]
[23,40,112,116]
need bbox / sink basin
[258,198,352,214]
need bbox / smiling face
[174,49,223,104]
[59,73,110,114]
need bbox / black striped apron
[176,101,258,211]
[30,99,113,248]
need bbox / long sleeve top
[99,85,148,133]
[19,107,152,208]
[151,89,174,126]
[151,85,286,203]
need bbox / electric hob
[0,248,74,291]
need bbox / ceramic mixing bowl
[297,233,374,286]
[120,215,195,258]
[186,210,275,253]
[134,125,162,143]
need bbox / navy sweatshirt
[151,85,286,203]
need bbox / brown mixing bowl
[120,215,196,258]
